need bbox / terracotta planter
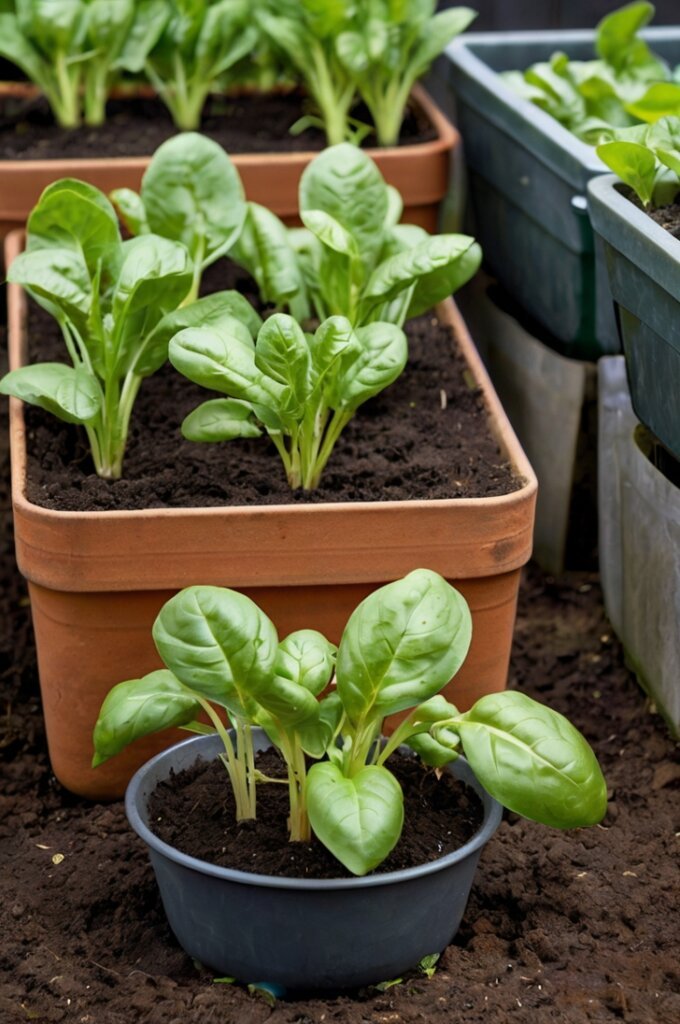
[0,84,457,242]
[6,232,537,800]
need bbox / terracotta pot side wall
[29,569,520,800]
[0,85,456,228]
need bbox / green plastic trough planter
[126,731,503,993]
[588,174,680,463]
[441,28,680,360]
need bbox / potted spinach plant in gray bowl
[93,569,608,992]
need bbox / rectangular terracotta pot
[0,84,457,238]
[6,232,537,799]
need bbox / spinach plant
[114,139,481,330]
[168,309,408,490]
[257,0,359,146]
[93,570,608,876]
[0,178,254,478]
[0,0,165,127]
[143,0,258,131]
[337,3,476,146]
[504,3,680,145]
[596,116,680,207]
[93,584,339,837]
[236,143,482,327]
[111,133,247,305]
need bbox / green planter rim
[446,28,680,185]
[587,173,680,304]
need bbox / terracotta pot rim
[0,83,457,169]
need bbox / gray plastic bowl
[125,731,502,992]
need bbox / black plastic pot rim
[125,732,503,893]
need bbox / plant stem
[53,51,81,128]
[195,699,256,821]
[345,718,381,777]
[84,61,108,126]
[304,409,352,489]
[278,733,311,842]
[308,42,352,146]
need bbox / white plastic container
[459,273,596,575]
[598,356,680,736]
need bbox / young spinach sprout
[0,174,254,479]
[0,1,165,128]
[168,311,408,491]
[504,2,680,146]
[597,117,680,209]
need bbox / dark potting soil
[2,370,680,1022]
[147,749,483,879]
[646,200,680,237]
[622,186,680,237]
[0,91,435,160]
[23,262,521,511]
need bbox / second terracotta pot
[0,84,457,245]
[6,229,537,798]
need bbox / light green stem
[195,699,256,821]
[304,409,353,489]
[308,42,353,146]
[278,732,311,842]
[53,51,81,128]
[367,76,413,147]
[84,61,109,126]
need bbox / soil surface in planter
[2,398,679,1021]
[0,92,435,160]
[148,749,483,878]
[647,201,680,236]
[625,187,680,236]
[23,264,520,511]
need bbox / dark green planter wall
[589,175,680,462]
[441,29,680,360]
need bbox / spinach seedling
[93,585,339,836]
[597,116,680,208]
[168,309,407,490]
[93,570,608,876]
[235,143,482,328]
[257,0,359,146]
[0,0,165,128]
[111,133,248,305]
[504,3,680,145]
[143,0,258,131]
[337,3,476,146]
[0,177,256,478]
[306,570,608,875]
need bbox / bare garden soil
[1,389,679,1019]
[0,92,435,161]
